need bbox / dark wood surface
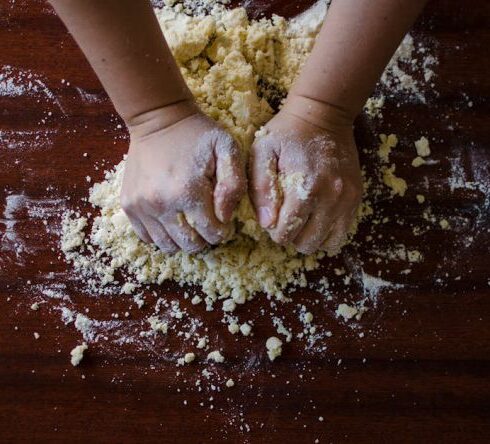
[1,0,489,442]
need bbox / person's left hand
[249,95,362,255]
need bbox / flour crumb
[382,164,408,197]
[336,303,368,322]
[377,133,398,163]
[70,343,88,366]
[196,336,208,349]
[239,323,252,336]
[207,350,225,363]
[439,219,450,230]
[133,293,145,309]
[184,352,196,364]
[148,316,168,334]
[191,295,202,305]
[266,336,283,361]
[411,156,426,167]
[415,136,431,157]
[228,323,240,335]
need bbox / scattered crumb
[184,352,196,364]
[240,323,252,336]
[411,156,426,167]
[415,136,431,157]
[266,336,283,361]
[70,343,88,366]
[207,350,225,363]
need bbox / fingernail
[258,206,273,228]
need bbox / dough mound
[62,2,346,312]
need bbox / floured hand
[250,95,362,255]
[121,104,246,254]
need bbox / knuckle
[141,188,167,212]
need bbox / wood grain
[0,0,489,442]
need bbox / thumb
[213,132,247,223]
[249,139,281,229]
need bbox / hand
[250,95,362,255]
[121,102,246,254]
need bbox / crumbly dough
[62,2,334,311]
[61,1,424,316]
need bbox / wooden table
[1,0,489,442]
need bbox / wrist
[280,94,355,133]
[126,98,200,139]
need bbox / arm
[48,0,192,127]
[49,0,246,253]
[251,0,428,255]
[290,0,429,120]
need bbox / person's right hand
[121,103,246,254]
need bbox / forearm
[49,0,194,127]
[291,0,428,120]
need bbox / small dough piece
[184,352,196,363]
[414,136,430,157]
[70,343,88,366]
[240,323,252,336]
[265,336,283,361]
[382,164,407,197]
[207,350,225,363]
[411,156,426,167]
[377,133,398,163]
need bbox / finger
[268,191,312,246]
[249,138,281,228]
[213,133,247,223]
[123,209,152,244]
[162,212,208,254]
[185,185,231,245]
[293,202,338,255]
[142,216,179,254]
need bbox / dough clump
[61,3,338,311]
